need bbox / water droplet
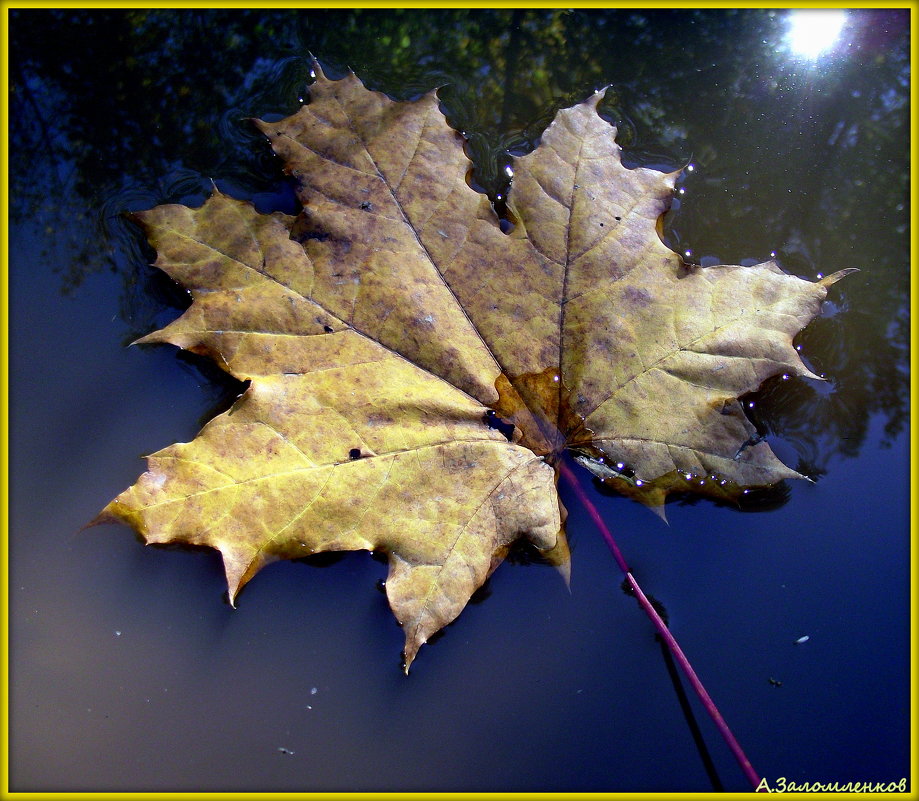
[795,344,802,351]
[309,69,316,78]
[816,272,824,279]
[770,251,776,258]
[687,164,695,172]
[504,165,514,178]
[748,401,755,408]
[782,374,790,380]
[684,249,692,257]
[678,187,685,195]
[310,687,318,695]
[635,479,644,486]
[616,462,625,469]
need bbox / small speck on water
[278,747,295,755]
[114,630,121,637]
[310,687,318,695]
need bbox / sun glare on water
[785,10,847,59]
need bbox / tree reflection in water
[9,7,909,482]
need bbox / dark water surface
[8,9,910,792]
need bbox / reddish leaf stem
[559,460,762,791]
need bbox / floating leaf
[96,64,851,670]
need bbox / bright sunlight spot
[785,10,847,59]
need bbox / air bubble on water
[635,479,644,486]
[782,374,790,380]
[504,165,514,178]
[684,249,692,257]
[748,401,755,408]
[310,69,316,78]
[553,374,560,382]
[616,462,625,469]
[310,687,318,695]
[816,272,824,279]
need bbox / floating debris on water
[794,635,810,645]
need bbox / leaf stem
[558,460,762,791]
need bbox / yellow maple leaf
[95,64,850,670]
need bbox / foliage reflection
[8,7,909,487]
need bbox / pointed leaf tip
[819,267,859,287]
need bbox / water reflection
[784,10,847,60]
[9,7,909,477]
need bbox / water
[8,9,910,791]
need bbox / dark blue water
[8,9,910,792]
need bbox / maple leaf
[96,64,850,670]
